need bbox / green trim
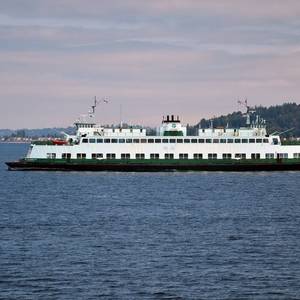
[24,158,300,166]
[163,131,183,136]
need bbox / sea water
[0,143,300,299]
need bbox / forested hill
[194,103,300,137]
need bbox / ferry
[5,99,300,171]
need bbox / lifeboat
[52,139,68,145]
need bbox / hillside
[194,103,300,137]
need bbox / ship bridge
[158,115,187,136]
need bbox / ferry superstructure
[6,100,300,171]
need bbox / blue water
[0,144,300,299]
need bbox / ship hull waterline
[5,159,300,172]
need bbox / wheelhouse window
[193,153,203,159]
[150,153,159,159]
[136,153,145,159]
[92,153,103,159]
[106,153,116,159]
[165,153,174,159]
[179,153,188,159]
[121,153,130,159]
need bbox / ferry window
[106,153,116,159]
[97,139,103,143]
[177,139,183,143]
[150,153,159,159]
[47,153,56,159]
[235,153,245,159]
[165,153,174,159]
[62,153,71,159]
[133,139,140,143]
[199,139,204,143]
[89,139,96,143]
[263,139,269,143]
[213,139,219,143]
[293,153,300,159]
[227,139,233,143]
[184,139,190,143]
[119,139,125,143]
[92,153,103,159]
[266,153,274,159]
[256,139,262,143]
[278,153,288,159]
[208,153,217,159]
[155,139,161,143]
[77,153,86,159]
[206,139,212,143]
[126,139,132,143]
[235,139,241,143]
[272,138,279,145]
[141,139,147,143]
[136,153,145,159]
[82,138,88,143]
[121,153,130,159]
[193,153,203,159]
[170,139,176,143]
[162,139,169,143]
[191,139,197,143]
[222,153,232,159]
[104,139,111,143]
[249,139,255,143]
[112,139,118,143]
[220,139,226,144]
[251,153,260,159]
[242,139,248,143]
[148,139,154,143]
[179,153,188,159]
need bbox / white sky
[0,0,300,129]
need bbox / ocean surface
[0,143,300,299]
